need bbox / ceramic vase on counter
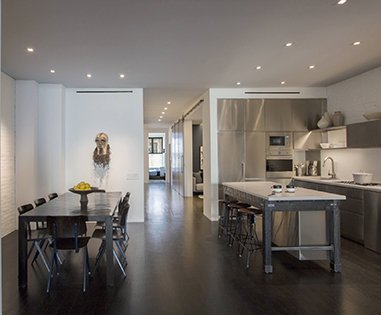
[332,111,345,126]
[317,112,332,129]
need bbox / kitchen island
[223,181,346,273]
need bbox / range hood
[347,120,381,148]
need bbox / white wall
[65,89,144,222]
[15,81,39,207]
[37,84,66,196]
[1,73,16,236]
[324,66,381,182]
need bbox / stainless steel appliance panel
[217,99,244,131]
[218,132,245,182]
[264,99,293,131]
[245,99,265,131]
[291,99,326,131]
[364,191,381,253]
[341,211,364,244]
[245,132,266,179]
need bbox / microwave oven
[266,132,293,155]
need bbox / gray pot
[332,111,345,126]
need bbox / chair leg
[113,250,127,277]
[92,241,106,275]
[83,247,89,292]
[47,250,57,293]
[31,239,46,264]
[33,240,50,272]
[115,241,128,266]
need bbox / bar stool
[236,207,262,268]
[226,202,251,247]
[218,199,237,239]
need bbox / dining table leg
[105,216,114,286]
[330,201,342,272]
[18,217,28,289]
[263,202,273,273]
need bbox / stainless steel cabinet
[264,99,293,131]
[364,191,381,253]
[217,99,244,131]
[245,99,265,131]
[245,132,266,179]
[291,99,326,131]
[218,131,245,183]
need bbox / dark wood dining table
[18,191,122,288]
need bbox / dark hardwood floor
[3,181,381,314]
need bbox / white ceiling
[3,0,381,126]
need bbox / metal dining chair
[17,204,51,272]
[92,202,130,277]
[48,193,58,200]
[46,215,91,293]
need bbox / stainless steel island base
[223,182,345,273]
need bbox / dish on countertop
[363,112,381,120]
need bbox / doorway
[148,132,166,180]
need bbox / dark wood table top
[20,191,121,220]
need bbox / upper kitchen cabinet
[264,99,293,131]
[291,99,327,131]
[245,99,265,131]
[217,99,245,131]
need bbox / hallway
[3,181,381,314]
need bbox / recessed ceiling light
[281,81,286,85]
[352,41,361,46]
[50,69,55,73]
[236,82,241,86]
[27,47,34,52]
[120,74,125,78]
[86,74,92,78]
[161,112,165,115]
[159,116,163,118]
[164,107,168,110]
[167,101,171,105]
[337,0,347,4]
[285,42,293,47]
[256,66,262,70]
[309,65,316,69]
[158,119,162,122]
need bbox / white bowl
[353,172,373,184]
[286,187,295,193]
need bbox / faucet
[323,156,336,179]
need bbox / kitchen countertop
[293,176,381,192]
[223,181,345,201]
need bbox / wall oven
[266,155,293,178]
[266,132,293,156]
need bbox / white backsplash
[320,149,381,182]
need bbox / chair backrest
[47,216,88,251]
[34,198,47,207]
[122,192,130,204]
[48,193,58,200]
[17,203,34,215]
[119,202,130,227]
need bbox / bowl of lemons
[69,181,105,210]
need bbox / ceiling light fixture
[337,0,347,4]
[285,42,293,47]
[86,74,92,78]
[120,74,125,78]
[158,119,162,122]
[256,66,262,70]
[281,81,286,85]
[352,41,361,46]
[236,82,241,86]
[161,112,165,115]
[167,101,171,105]
[160,116,163,118]
[50,69,55,73]
[309,65,316,69]
[27,47,34,52]
[164,107,168,110]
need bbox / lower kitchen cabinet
[294,179,364,244]
[364,191,381,253]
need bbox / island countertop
[223,181,346,202]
